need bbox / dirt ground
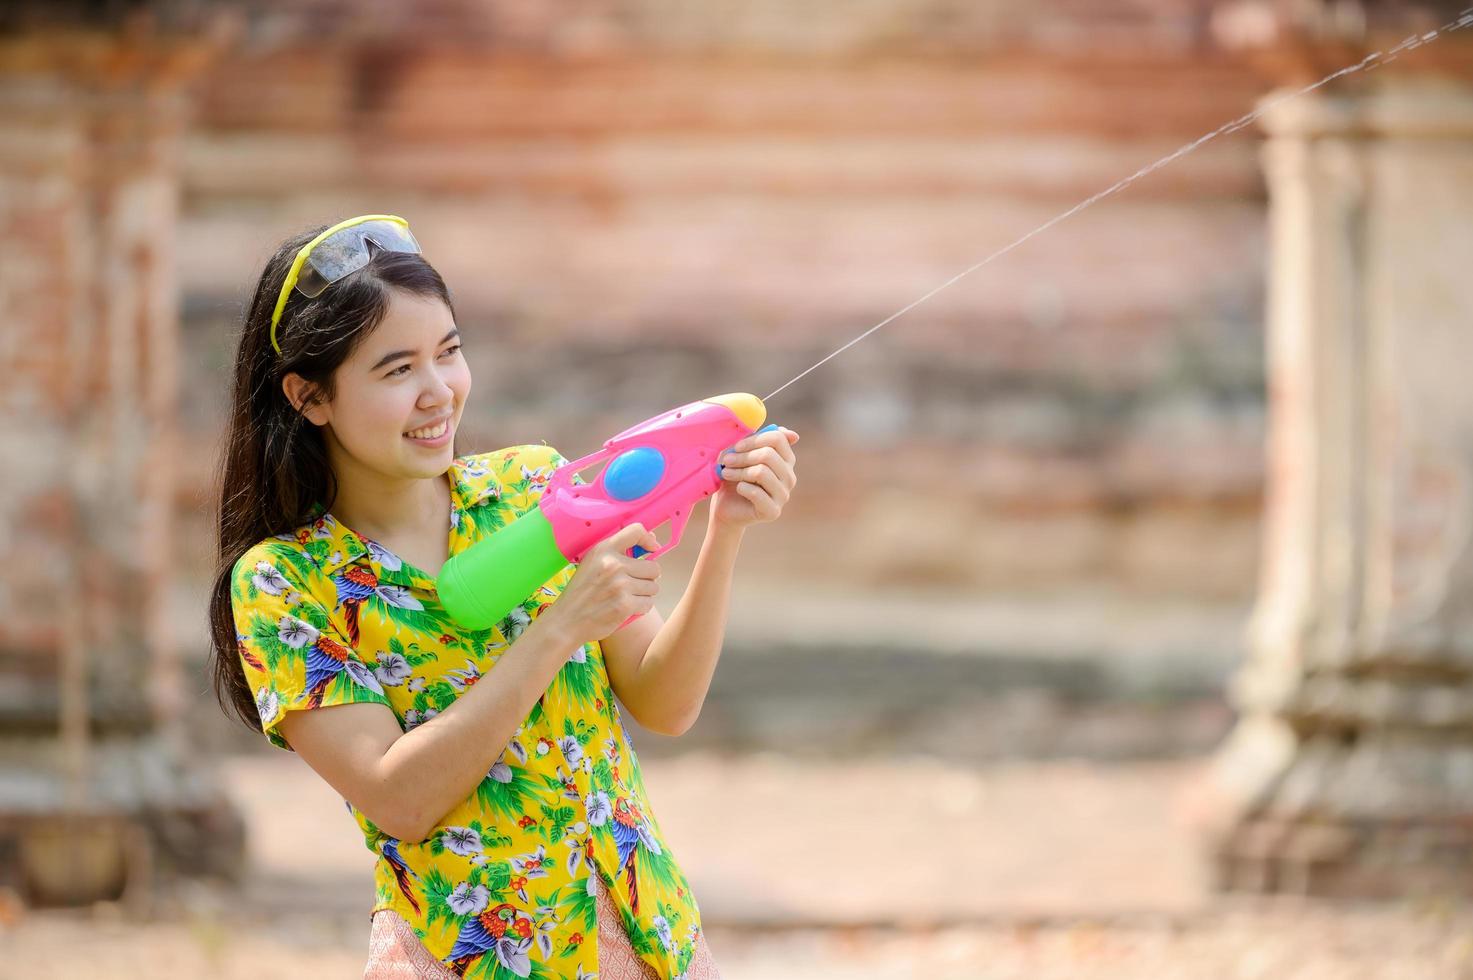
[4,752,1472,979]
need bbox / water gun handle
[613,422,781,628]
[629,422,780,559]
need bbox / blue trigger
[632,545,648,558]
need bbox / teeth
[405,420,449,440]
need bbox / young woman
[206,215,799,979]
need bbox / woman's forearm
[622,514,745,736]
[379,610,578,841]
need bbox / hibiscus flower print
[584,791,611,827]
[374,652,412,687]
[558,735,584,767]
[448,881,490,916]
[440,826,483,857]
[653,914,674,952]
[276,615,319,649]
[254,687,279,726]
[252,561,289,596]
[404,707,438,730]
[500,605,531,642]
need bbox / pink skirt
[363,874,722,979]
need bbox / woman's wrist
[528,604,585,652]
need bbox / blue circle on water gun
[605,446,666,502]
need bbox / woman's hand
[712,427,799,529]
[545,523,663,645]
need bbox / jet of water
[762,6,1473,403]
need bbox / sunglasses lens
[296,219,422,297]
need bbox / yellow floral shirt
[230,444,705,979]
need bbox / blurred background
[3,0,1473,977]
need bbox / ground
[3,752,1472,979]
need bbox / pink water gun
[437,393,774,632]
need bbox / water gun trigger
[629,507,693,559]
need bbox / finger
[741,462,783,499]
[630,578,661,597]
[623,556,661,580]
[769,429,797,466]
[734,479,780,518]
[727,427,788,456]
[613,523,648,545]
[725,439,795,471]
[724,459,795,494]
[722,448,781,473]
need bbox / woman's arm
[602,425,798,735]
[277,610,578,843]
[601,511,743,736]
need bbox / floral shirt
[230,444,705,979]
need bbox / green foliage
[619,904,656,955]
[635,843,683,895]
[560,878,598,934]
[476,767,543,822]
[423,867,457,929]
[537,803,577,844]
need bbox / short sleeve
[230,544,393,751]
[498,443,586,515]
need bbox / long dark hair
[207,225,458,732]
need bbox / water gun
[436,392,776,633]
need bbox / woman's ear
[282,372,329,426]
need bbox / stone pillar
[0,26,244,907]
[1202,76,1473,897]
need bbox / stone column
[0,26,244,907]
[1202,76,1473,897]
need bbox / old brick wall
[173,1,1269,604]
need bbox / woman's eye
[386,346,459,379]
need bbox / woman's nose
[422,369,455,403]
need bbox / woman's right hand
[544,523,663,646]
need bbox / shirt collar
[301,456,489,584]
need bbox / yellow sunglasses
[270,214,422,354]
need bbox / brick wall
[172,1,1270,600]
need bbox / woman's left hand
[712,427,799,530]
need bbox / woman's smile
[404,414,453,446]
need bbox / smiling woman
[279,290,471,557]
[205,216,728,979]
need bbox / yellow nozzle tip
[705,393,766,430]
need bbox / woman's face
[295,289,472,482]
